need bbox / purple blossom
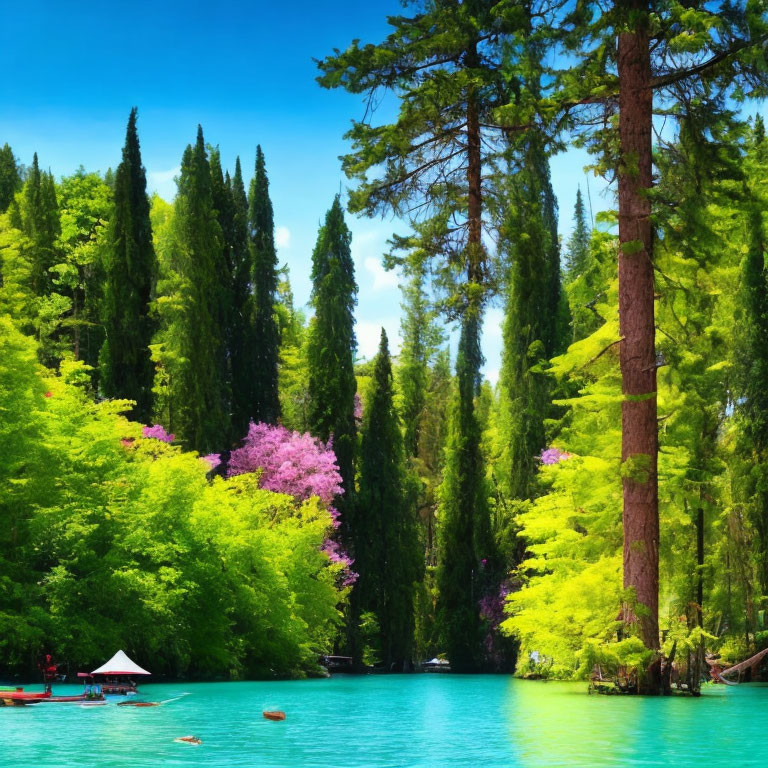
[322,540,358,585]
[539,447,572,465]
[341,571,359,587]
[321,539,353,567]
[320,539,358,585]
[479,581,511,625]
[354,392,363,424]
[228,422,343,505]
[142,424,175,443]
[202,453,221,469]
[479,581,513,667]
[228,422,355,585]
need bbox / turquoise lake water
[1,675,766,767]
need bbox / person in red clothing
[38,654,59,693]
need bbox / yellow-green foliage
[0,315,343,678]
[504,131,756,676]
[502,265,623,675]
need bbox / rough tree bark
[617,1,661,690]
[466,52,483,277]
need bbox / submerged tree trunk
[690,503,705,694]
[696,504,704,625]
[617,2,661,690]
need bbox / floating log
[717,647,768,683]
[263,710,286,721]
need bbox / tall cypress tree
[307,197,359,660]
[397,253,443,459]
[229,157,256,440]
[565,187,591,279]
[249,146,280,425]
[100,108,157,422]
[20,153,60,297]
[209,147,235,439]
[755,114,767,148]
[307,196,358,501]
[358,329,421,670]
[0,143,21,213]
[497,137,561,503]
[436,311,495,672]
[737,204,768,596]
[535,136,568,360]
[171,126,229,452]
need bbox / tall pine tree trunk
[467,85,482,277]
[437,59,489,672]
[617,3,660,677]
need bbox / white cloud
[364,256,400,292]
[356,319,402,360]
[275,226,291,249]
[146,167,179,202]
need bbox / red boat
[0,690,52,706]
[3,691,51,700]
[39,694,90,703]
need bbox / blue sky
[0,0,609,381]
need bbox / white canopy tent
[91,650,150,676]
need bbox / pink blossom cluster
[353,392,363,424]
[201,453,222,469]
[539,446,571,465]
[228,422,344,505]
[227,422,354,583]
[142,424,175,443]
[320,540,358,585]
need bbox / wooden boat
[0,690,51,707]
[263,710,286,721]
[39,694,92,703]
[0,698,36,707]
[117,700,160,707]
[2,690,51,701]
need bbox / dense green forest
[3,1,768,694]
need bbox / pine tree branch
[651,35,768,89]
[584,337,624,367]
[369,148,465,197]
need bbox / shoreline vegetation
[4,2,768,695]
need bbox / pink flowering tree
[539,447,571,465]
[142,424,174,443]
[201,453,222,470]
[226,422,356,584]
